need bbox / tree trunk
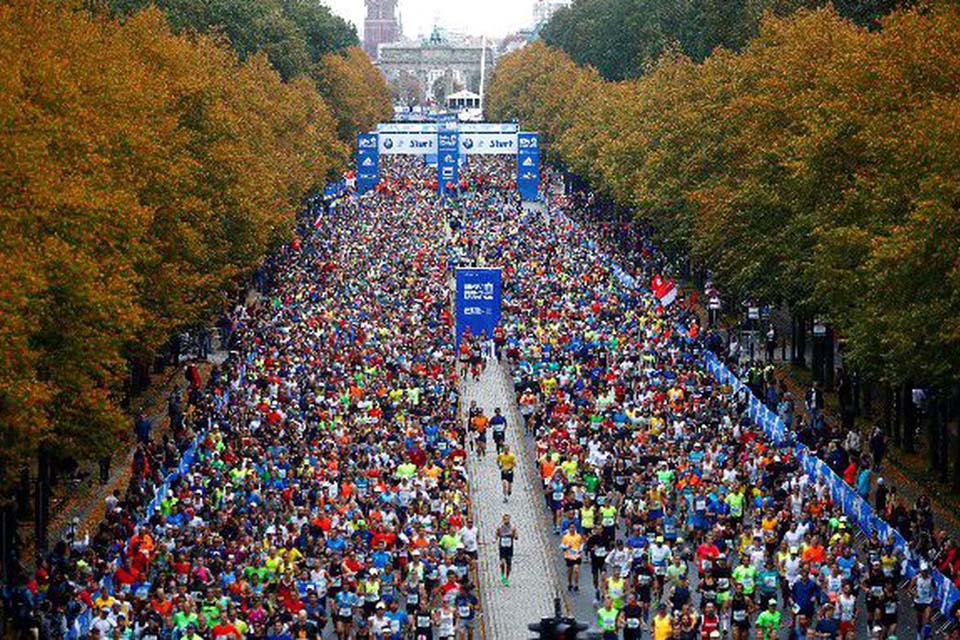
[791,315,799,363]
[35,451,50,554]
[863,377,873,420]
[0,503,15,586]
[953,384,960,492]
[795,316,807,367]
[813,334,825,385]
[902,381,916,454]
[892,383,902,447]
[853,372,862,417]
[825,327,835,390]
[938,396,949,483]
[928,391,940,474]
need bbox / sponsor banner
[377,123,436,133]
[356,132,379,194]
[459,132,517,155]
[437,119,459,194]
[455,268,502,348]
[379,132,435,155]
[517,132,540,201]
[461,122,518,133]
[437,112,458,133]
[377,122,519,134]
[702,350,960,619]
[380,132,518,155]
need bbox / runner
[561,523,584,592]
[497,443,517,502]
[471,407,488,457]
[490,406,507,455]
[496,513,518,586]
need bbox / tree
[0,0,347,490]
[539,0,898,81]
[104,0,358,80]
[488,1,960,393]
[314,46,393,146]
[393,71,425,108]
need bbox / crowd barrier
[703,350,960,619]
[565,195,960,621]
[547,201,960,622]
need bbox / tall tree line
[0,0,391,492]
[489,3,960,484]
[540,0,914,80]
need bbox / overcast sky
[322,0,534,40]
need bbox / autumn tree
[0,0,345,491]
[489,2,960,473]
[314,46,394,146]
[105,0,358,80]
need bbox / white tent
[446,90,481,111]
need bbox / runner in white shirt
[459,519,479,562]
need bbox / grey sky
[322,0,534,40]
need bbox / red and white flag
[653,276,678,307]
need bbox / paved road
[462,358,563,639]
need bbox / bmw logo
[383,138,394,149]
[463,138,473,149]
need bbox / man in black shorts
[497,444,516,503]
[496,514,518,586]
[490,407,507,455]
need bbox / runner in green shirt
[732,557,758,596]
[726,489,745,520]
[596,597,619,639]
[755,599,782,640]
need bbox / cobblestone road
[462,358,564,640]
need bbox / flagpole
[479,35,487,118]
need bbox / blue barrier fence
[703,350,960,619]
[549,203,960,621]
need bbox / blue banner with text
[356,132,379,194]
[437,114,460,195]
[517,132,540,201]
[455,268,502,348]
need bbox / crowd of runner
[454,175,956,639]
[5,156,497,640]
[3,153,959,640]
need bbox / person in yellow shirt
[497,445,517,503]
[561,524,584,592]
[652,604,673,640]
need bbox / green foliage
[491,3,960,387]
[104,0,358,80]
[540,0,908,80]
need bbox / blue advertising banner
[700,350,960,618]
[356,132,379,194]
[455,268,502,348]
[517,132,540,201]
[437,115,459,195]
[586,208,960,621]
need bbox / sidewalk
[462,359,560,640]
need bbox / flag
[654,277,677,307]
